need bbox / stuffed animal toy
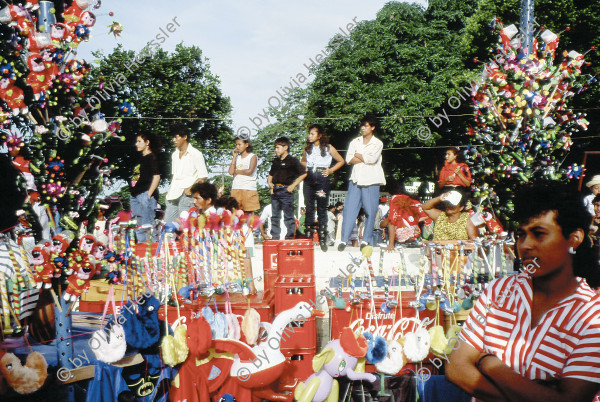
[225,313,241,341]
[429,325,449,357]
[161,325,189,367]
[63,252,93,301]
[120,294,161,349]
[0,351,47,394]
[78,234,96,254]
[26,54,55,100]
[202,306,228,339]
[362,332,388,364]
[295,327,376,402]
[1,5,34,36]
[403,327,431,362]
[241,308,260,345]
[31,243,53,289]
[374,340,406,375]
[0,78,28,116]
[187,316,212,357]
[89,324,127,364]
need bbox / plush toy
[295,327,376,402]
[3,5,34,36]
[374,340,406,375]
[403,327,431,362]
[63,251,93,301]
[26,54,55,100]
[202,306,228,339]
[31,243,54,289]
[89,324,127,364]
[161,325,189,367]
[241,308,260,345]
[362,332,388,364]
[187,315,212,357]
[26,31,52,54]
[0,351,47,394]
[225,313,241,341]
[120,294,161,349]
[428,325,449,357]
[0,78,28,115]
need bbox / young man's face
[192,192,212,210]
[360,122,375,137]
[275,144,287,157]
[172,134,187,149]
[592,184,600,196]
[594,202,600,218]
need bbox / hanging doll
[63,250,93,301]
[50,230,74,277]
[0,78,28,116]
[63,0,90,24]
[26,54,55,100]
[31,243,53,289]
[90,241,106,277]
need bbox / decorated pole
[520,0,535,54]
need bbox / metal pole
[520,0,535,54]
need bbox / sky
[78,0,428,137]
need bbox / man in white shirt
[164,124,208,223]
[338,116,385,250]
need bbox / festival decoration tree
[0,0,124,235]
[466,21,595,226]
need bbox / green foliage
[82,44,234,184]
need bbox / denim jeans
[341,182,380,245]
[271,186,295,239]
[164,194,193,224]
[130,193,157,243]
[303,170,330,229]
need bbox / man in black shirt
[267,137,307,239]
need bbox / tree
[81,44,234,185]
[304,0,479,186]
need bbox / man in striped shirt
[447,184,600,401]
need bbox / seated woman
[446,183,600,402]
[422,190,477,241]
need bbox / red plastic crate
[277,239,314,276]
[279,349,316,385]
[279,317,316,352]
[262,239,282,272]
[263,269,278,302]
[274,275,316,314]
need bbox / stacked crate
[274,239,316,385]
[261,239,281,302]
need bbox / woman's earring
[568,246,576,255]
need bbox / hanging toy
[402,327,431,362]
[50,230,75,277]
[26,54,55,100]
[31,243,54,289]
[0,78,28,115]
[362,332,388,364]
[89,324,127,364]
[0,352,47,395]
[241,308,260,345]
[63,0,91,25]
[374,340,406,375]
[63,252,93,301]
[161,324,189,367]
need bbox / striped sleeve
[459,282,496,352]
[562,308,600,383]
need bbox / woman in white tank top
[229,137,260,212]
[301,125,344,251]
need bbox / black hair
[274,137,291,149]
[513,183,600,287]
[335,201,344,208]
[214,196,239,211]
[593,194,600,205]
[235,137,253,152]
[360,115,378,134]
[137,132,162,154]
[446,147,465,163]
[169,123,189,139]
[305,124,329,157]
[190,182,218,204]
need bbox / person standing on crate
[338,115,385,251]
[438,147,472,193]
[164,124,208,224]
[130,133,161,243]
[268,137,307,240]
[229,136,260,214]
[447,183,600,402]
[301,124,344,252]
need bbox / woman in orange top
[438,147,471,191]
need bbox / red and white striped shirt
[460,273,600,384]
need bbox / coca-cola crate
[279,317,317,352]
[279,348,316,386]
[274,275,316,314]
[263,269,278,302]
[262,239,282,272]
[277,239,314,276]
